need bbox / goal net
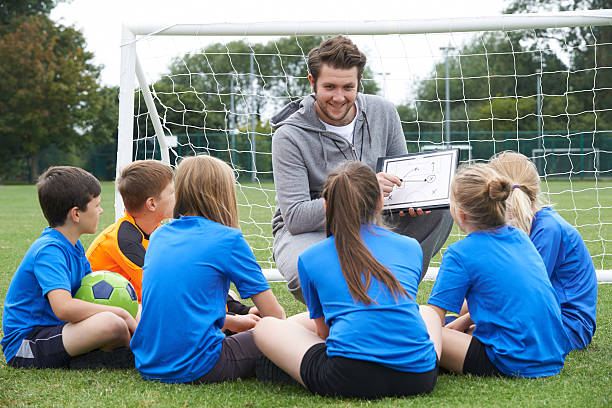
[118,11,612,274]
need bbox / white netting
[125,19,612,271]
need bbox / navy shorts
[191,331,262,384]
[300,343,438,399]
[462,336,504,377]
[8,325,71,369]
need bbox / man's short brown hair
[307,35,367,87]
[118,160,174,214]
[37,166,101,227]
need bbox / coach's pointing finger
[376,172,401,197]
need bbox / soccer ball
[75,271,138,318]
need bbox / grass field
[0,181,611,407]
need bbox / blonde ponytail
[489,151,543,235]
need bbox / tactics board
[376,149,459,211]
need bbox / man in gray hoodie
[271,36,453,302]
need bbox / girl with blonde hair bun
[131,154,285,384]
[490,151,597,350]
[428,163,570,378]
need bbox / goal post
[118,10,612,276]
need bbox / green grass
[0,181,611,407]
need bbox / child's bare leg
[440,327,472,374]
[253,316,324,386]
[62,311,130,356]
[287,312,317,332]
[419,305,443,359]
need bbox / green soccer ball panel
[75,271,138,318]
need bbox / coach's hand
[376,172,401,197]
[400,207,430,217]
[377,172,430,217]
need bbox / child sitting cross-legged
[1,167,137,369]
[131,155,285,384]
[489,151,597,351]
[427,163,570,378]
[253,161,442,399]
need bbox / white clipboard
[376,149,459,211]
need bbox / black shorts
[462,336,504,377]
[300,343,438,399]
[7,325,71,369]
[192,331,262,384]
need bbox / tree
[400,31,568,139]
[504,0,612,130]
[0,15,106,182]
[0,0,63,26]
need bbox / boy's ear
[67,206,80,224]
[144,197,156,212]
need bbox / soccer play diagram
[379,150,458,210]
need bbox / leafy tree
[0,15,106,181]
[0,0,64,26]
[504,0,612,130]
[400,31,568,140]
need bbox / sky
[51,0,508,104]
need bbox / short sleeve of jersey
[224,232,270,299]
[33,244,72,296]
[117,221,147,267]
[427,247,470,314]
[530,215,562,279]
[298,256,323,319]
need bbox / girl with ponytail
[428,163,570,378]
[489,151,597,350]
[253,161,442,399]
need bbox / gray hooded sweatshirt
[271,93,407,236]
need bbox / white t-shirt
[319,100,359,144]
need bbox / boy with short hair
[86,160,175,300]
[1,166,137,369]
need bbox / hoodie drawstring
[319,132,329,166]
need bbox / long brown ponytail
[322,161,409,305]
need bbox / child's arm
[222,313,260,333]
[47,289,137,335]
[251,289,286,320]
[313,317,329,340]
[428,304,447,326]
[446,313,474,333]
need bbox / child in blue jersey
[253,161,442,399]
[490,151,597,350]
[428,163,570,378]
[2,167,137,369]
[130,155,285,384]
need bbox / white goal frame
[118,10,612,280]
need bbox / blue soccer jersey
[530,207,597,350]
[1,228,92,362]
[428,225,570,378]
[299,224,438,373]
[130,216,271,383]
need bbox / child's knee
[96,311,130,341]
[253,316,279,339]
